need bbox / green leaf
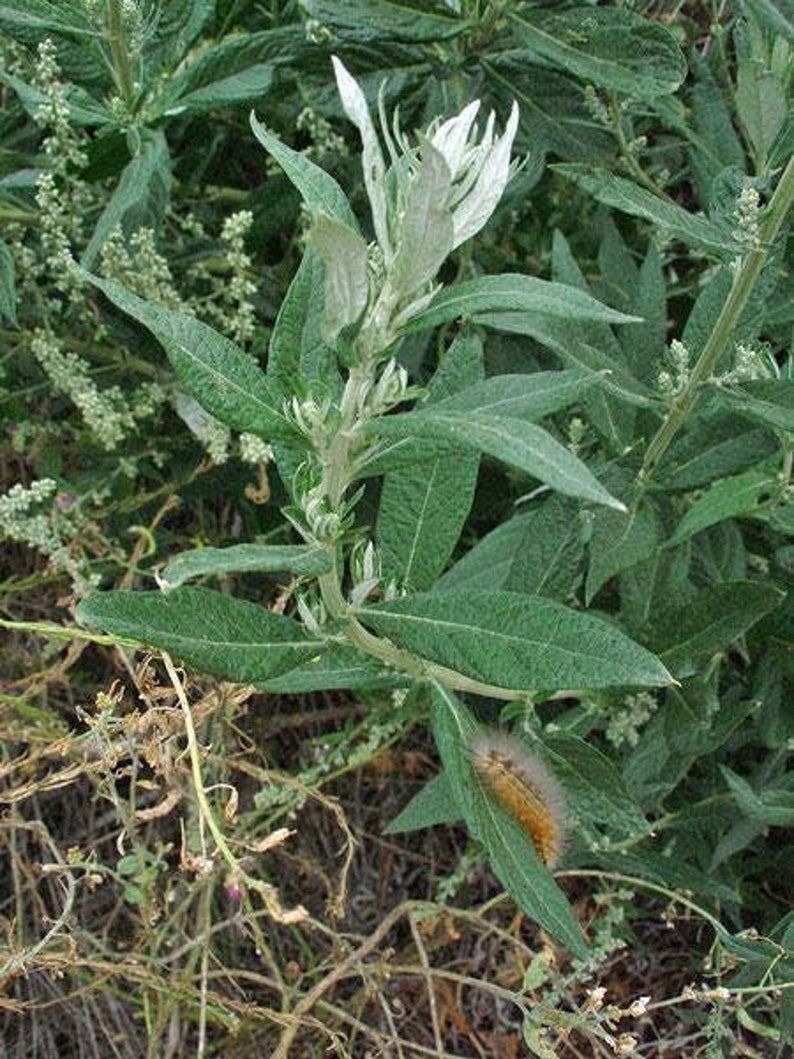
[669,465,779,546]
[158,27,298,108]
[487,55,613,163]
[377,334,482,592]
[735,19,788,168]
[81,129,171,269]
[0,238,17,325]
[159,544,331,589]
[659,421,777,489]
[553,165,732,255]
[510,7,686,99]
[644,581,785,677]
[384,772,460,834]
[0,0,95,41]
[83,273,298,443]
[586,498,660,603]
[255,644,402,693]
[267,247,341,399]
[77,587,325,684]
[431,685,588,957]
[371,410,626,511]
[667,468,780,546]
[299,0,468,42]
[171,63,276,113]
[710,380,794,433]
[476,312,652,409]
[436,369,601,421]
[624,680,760,805]
[437,496,585,601]
[721,766,794,827]
[311,213,370,343]
[403,273,640,334]
[249,113,357,228]
[0,67,111,126]
[593,849,738,902]
[541,731,649,838]
[361,590,672,691]
[689,53,747,204]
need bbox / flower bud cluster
[658,339,691,398]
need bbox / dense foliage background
[1,1,792,1056]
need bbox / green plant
[3,2,793,1055]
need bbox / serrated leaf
[361,590,672,691]
[371,410,626,510]
[77,587,325,683]
[668,468,779,546]
[644,581,785,677]
[510,7,686,99]
[83,273,298,443]
[250,113,357,228]
[160,544,331,589]
[81,129,171,269]
[431,685,588,957]
[403,273,640,334]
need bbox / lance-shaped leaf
[77,587,325,684]
[81,130,171,269]
[378,334,482,592]
[331,55,390,258]
[83,273,298,443]
[403,273,640,333]
[360,590,672,691]
[250,113,357,228]
[390,139,454,297]
[370,410,625,510]
[431,685,588,957]
[435,369,601,421]
[553,165,732,255]
[160,544,331,590]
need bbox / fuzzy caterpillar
[469,731,567,868]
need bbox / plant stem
[105,0,135,108]
[639,154,794,484]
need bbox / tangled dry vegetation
[0,582,776,1057]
